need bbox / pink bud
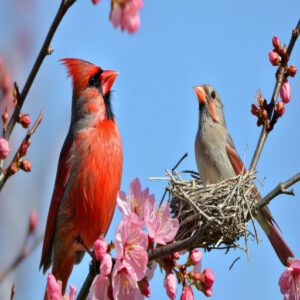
[275,101,285,117]
[164,273,177,300]
[180,285,194,300]
[46,273,62,299]
[204,288,213,297]
[94,236,107,260]
[268,51,281,66]
[100,253,112,276]
[280,80,291,104]
[91,0,100,4]
[189,249,203,265]
[203,268,215,289]
[0,137,10,159]
[286,65,297,77]
[21,160,32,172]
[18,113,31,128]
[19,140,31,157]
[69,285,76,300]
[138,277,151,297]
[28,210,38,234]
[251,104,259,116]
[272,36,281,50]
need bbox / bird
[193,84,294,266]
[40,58,123,293]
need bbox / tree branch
[249,19,300,172]
[0,0,77,181]
[256,173,300,210]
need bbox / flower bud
[164,273,177,300]
[2,108,8,126]
[275,101,285,117]
[203,268,215,289]
[189,249,203,265]
[0,137,10,159]
[251,104,259,116]
[260,109,268,120]
[257,119,263,127]
[286,65,297,77]
[28,210,38,234]
[94,236,107,260]
[18,114,31,128]
[203,288,213,297]
[138,277,151,297]
[272,36,281,50]
[20,160,32,172]
[91,0,101,4]
[280,80,291,104]
[180,285,194,300]
[19,140,31,157]
[268,51,281,66]
[7,162,18,176]
[100,253,112,276]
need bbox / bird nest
[162,170,260,252]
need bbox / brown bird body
[194,84,294,266]
[40,59,122,293]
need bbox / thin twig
[0,235,43,284]
[0,111,44,191]
[10,284,15,300]
[256,173,300,210]
[0,0,77,183]
[250,19,300,172]
[229,257,241,270]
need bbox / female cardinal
[40,58,122,293]
[194,84,294,266]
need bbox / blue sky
[0,0,300,299]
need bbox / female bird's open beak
[193,86,207,105]
[100,70,119,95]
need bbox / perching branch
[0,111,44,191]
[249,19,300,172]
[0,0,77,183]
[256,173,300,210]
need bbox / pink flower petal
[46,273,62,300]
[180,285,194,300]
[280,80,291,104]
[100,253,112,276]
[0,137,10,160]
[88,275,110,300]
[164,273,177,300]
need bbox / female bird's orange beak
[193,86,207,105]
[100,70,119,95]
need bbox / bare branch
[250,19,300,172]
[256,173,300,210]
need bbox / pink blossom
[190,249,203,265]
[180,285,194,300]
[146,202,179,245]
[110,0,143,34]
[279,259,300,300]
[164,273,177,300]
[115,213,148,280]
[100,253,112,276]
[88,274,111,300]
[93,236,107,260]
[0,137,10,159]
[112,260,139,300]
[269,51,281,66]
[46,273,76,300]
[203,268,215,289]
[280,80,291,104]
[118,178,155,223]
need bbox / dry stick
[256,173,300,210]
[249,19,300,173]
[0,111,44,191]
[0,0,77,182]
[10,284,15,300]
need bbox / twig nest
[167,171,258,251]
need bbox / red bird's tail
[256,208,294,266]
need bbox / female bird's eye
[211,90,216,99]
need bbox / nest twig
[156,170,260,253]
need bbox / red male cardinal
[194,84,294,266]
[40,58,123,293]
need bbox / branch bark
[0,0,77,185]
[249,19,300,172]
[256,173,300,210]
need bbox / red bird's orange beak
[193,86,207,105]
[100,70,119,95]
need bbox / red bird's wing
[225,135,247,176]
[40,135,73,273]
